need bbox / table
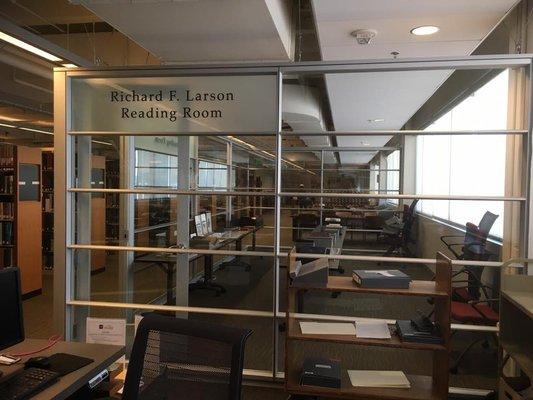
[135,226,259,300]
[0,339,125,400]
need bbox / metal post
[176,136,190,315]
[118,136,134,320]
[320,150,324,223]
[227,141,233,225]
[273,68,283,379]
[75,135,92,340]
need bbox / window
[134,149,178,188]
[416,69,508,237]
[198,160,228,189]
[386,150,400,203]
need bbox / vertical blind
[416,69,509,237]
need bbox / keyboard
[0,367,60,400]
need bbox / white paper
[364,270,395,277]
[348,370,410,388]
[355,320,391,339]
[87,318,127,365]
[299,321,356,335]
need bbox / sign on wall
[70,74,278,133]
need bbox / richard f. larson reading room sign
[70,75,278,133]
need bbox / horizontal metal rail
[68,130,277,137]
[281,192,526,201]
[66,243,503,268]
[68,187,525,201]
[65,301,499,334]
[282,129,527,137]
[282,146,398,152]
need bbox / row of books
[0,145,15,167]
[0,201,14,219]
[0,221,14,244]
[0,175,14,194]
[0,248,13,268]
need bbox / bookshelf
[42,150,54,271]
[0,143,16,269]
[285,250,452,400]
[91,155,106,273]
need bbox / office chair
[381,199,419,257]
[450,295,499,374]
[292,213,320,241]
[441,211,498,300]
[122,313,252,400]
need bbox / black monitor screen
[0,267,24,351]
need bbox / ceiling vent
[350,29,377,45]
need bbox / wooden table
[0,339,125,400]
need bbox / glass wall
[56,60,531,391]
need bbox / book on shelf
[0,202,13,219]
[0,175,14,194]
[0,145,14,167]
[0,221,13,245]
[352,269,412,289]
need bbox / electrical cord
[8,334,61,358]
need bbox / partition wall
[53,55,533,391]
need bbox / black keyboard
[0,367,60,400]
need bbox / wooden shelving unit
[285,250,452,400]
[42,151,54,271]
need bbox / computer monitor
[0,267,24,351]
[205,212,213,234]
[194,215,204,236]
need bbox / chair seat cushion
[472,304,499,325]
[451,301,484,323]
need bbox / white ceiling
[312,0,518,164]
[77,0,293,63]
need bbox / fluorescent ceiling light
[62,63,78,68]
[0,123,16,129]
[368,118,385,123]
[18,126,53,135]
[410,26,439,36]
[0,115,23,122]
[0,31,62,62]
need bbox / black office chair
[122,313,252,400]
[441,211,498,301]
[381,199,419,257]
[292,213,320,241]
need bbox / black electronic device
[300,358,341,388]
[0,267,24,351]
[395,312,444,345]
[25,356,51,369]
[0,367,60,400]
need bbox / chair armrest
[440,235,464,246]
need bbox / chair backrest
[402,199,420,237]
[478,211,499,237]
[122,313,252,400]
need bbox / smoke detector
[350,29,377,45]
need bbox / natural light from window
[416,69,508,238]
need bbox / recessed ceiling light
[62,63,78,68]
[361,141,371,146]
[0,31,62,62]
[368,118,385,123]
[410,26,439,36]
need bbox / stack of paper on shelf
[347,370,411,388]
[299,321,356,335]
[355,320,391,339]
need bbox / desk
[0,339,124,400]
[135,226,259,300]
